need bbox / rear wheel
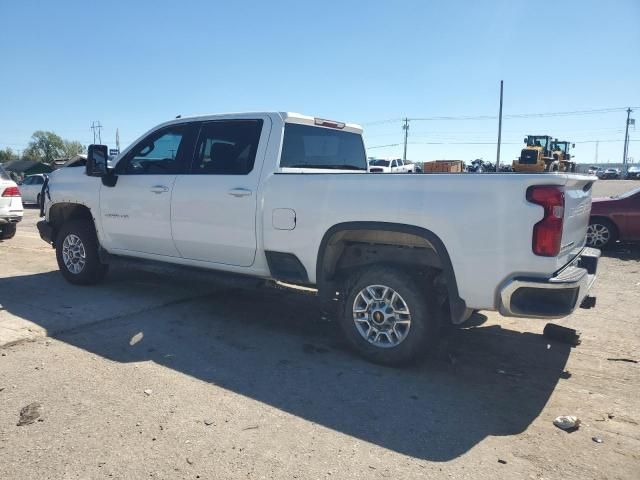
[340,266,440,366]
[55,219,108,285]
[586,218,617,249]
[0,223,17,240]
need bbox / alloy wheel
[586,223,610,248]
[352,285,412,348]
[62,233,87,274]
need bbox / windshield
[370,160,390,166]
[0,164,10,180]
[528,136,549,148]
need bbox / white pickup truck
[369,158,416,173]
[37,112,599,365]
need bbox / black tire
[586,218,617,249]
[340,266,440,366]
[55,219,108,285]
[0,223,17,240]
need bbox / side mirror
[523,137,528,144]
[86,144,108,177]
[572,143,575,148]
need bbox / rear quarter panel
[260,173,584,309]
[260,173,583,310]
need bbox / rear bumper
[37,220,55,245]
[0,215,22,225]
[499,247,600,319]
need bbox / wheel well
[316,222,466,322]
[48,203,95,244]
[321,230,442,280]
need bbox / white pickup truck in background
[369,158,416,173]
[37,112,599,365]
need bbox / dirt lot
[1,180,638,479]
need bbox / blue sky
[0,0,638,164]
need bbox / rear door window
[191,120,263,175]
[280,124,366,170]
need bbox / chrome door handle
[150,185,169,194]
[228,188,252,198]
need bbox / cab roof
[162,112,363,134]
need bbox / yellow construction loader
[512,135,559,172]
[551,139,576,172]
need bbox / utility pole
[402,118,409,162]
[116,128,120,154]
[622,108,633,170]
[595,140,599,164]
[496,80,504,170]
[90,121,103,144]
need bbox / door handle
[228,188,252,198]
[150,185,169,194]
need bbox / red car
[586,187,640,248]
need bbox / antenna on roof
[175,114,182,119]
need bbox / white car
[38,112,599,365]
[19,174,47,205]
[0,164,23,239]
[369,158,415,173]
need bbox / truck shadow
[602,242,639,261]
[0,269,571,462]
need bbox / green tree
[61,140,85,158]
[0,147,19,163]
[23,130,64,164]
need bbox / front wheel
[55,220,108,285]
[340,266,440,366]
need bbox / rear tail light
[2,186,21,197]
[526,185,565,256]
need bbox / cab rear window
[280,124,367,170]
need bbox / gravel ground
[0,179,638,479]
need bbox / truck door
[171,117,270,266]
[99,123,197,257]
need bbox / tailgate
[561,176,594,257]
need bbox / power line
[364,127,627,139]
[368,143,401,149]
[366,139,638,149]
[362,106,639,125]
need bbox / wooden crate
[422,160,465,173]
